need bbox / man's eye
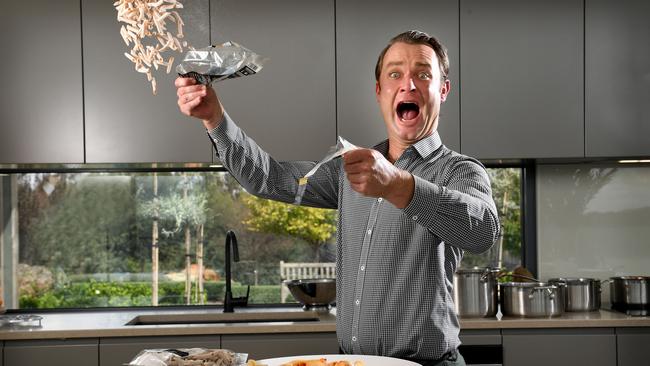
[418,72,431,80]
[388,71,400,79]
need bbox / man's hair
[374,30,449,82]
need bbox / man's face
[376,42,450,145]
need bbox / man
[176,30,500,366]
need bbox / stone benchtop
[0,307,648,340]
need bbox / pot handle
[529,287,555,300]
[479,267,504,282]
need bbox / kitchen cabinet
[209,0,336,162]
[336,0,460,151]
[0,0,84,164]
[99,335,220,366]
[82,0,212,163]
[585,0,650,157]
[616,328,650,366]
[502,328,616,366]
[221,332,339,360]
[4,339,98,366]
[460,0,584,159]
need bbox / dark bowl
[283,278,336,310]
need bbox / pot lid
[548,277,599,285]
[456,266,501,274]
[610,276,650,281]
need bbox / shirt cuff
[206,111,242,155]
[402,174,442,227]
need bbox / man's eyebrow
[384,61,404,68]
[415,62,433,68]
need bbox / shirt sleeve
[207,111,340,209]
[402,158,501,254]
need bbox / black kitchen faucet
[223,230,249,312]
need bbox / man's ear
[440,79,451,102]
[375,81,381,102]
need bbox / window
[0,166,521,310]
[461,168,522,270]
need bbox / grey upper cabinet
[82,0,212,163]
[210,0,336,162]
[336,0,460,151]
[585,0,650,158]
[460,0,584,159]
[0,0,84,164]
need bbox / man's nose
[400,76,417,92]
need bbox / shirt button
[355,299,360,305]
[412,215,418,220]
[367,229,372,235]
[352,336,357,342]
[360,265,365,271]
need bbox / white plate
[257,354,421,366]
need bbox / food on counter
[280,359,364,366]
[114,0,189,95]
[168,349,235,366]
[127,348,248,366]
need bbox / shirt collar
[373,131,443,160]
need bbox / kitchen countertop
[0,307,648,340]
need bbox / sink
[125,311,320,326]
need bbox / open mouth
[396,101,420,121]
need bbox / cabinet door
[100,335,220,366]
[0,0,84,164]
[585,0,650,157]
[221,332,339,360]
[460,0,584,159]
[4,339,98,366]
[617,328,650,366]
[210,0,336,161]
[336,0,460,151]
[502,328,616,366]
[82,0,212,163]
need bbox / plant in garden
[242,194,337,261]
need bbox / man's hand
[175,77,224,130]
[342,149,415,209]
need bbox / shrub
[19,281,282,309]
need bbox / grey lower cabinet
[0,0,84,164]
[221,332,339,360]
[585,0,650,158]
[336,0,461,152]
[99,335,220,366]
[459,329,501,346]
[616,328,650,366]
[209,0,336,162]
[82,0,212,163]
[502,328,616,366]
[460,0,584,159]
[4,339,99,366]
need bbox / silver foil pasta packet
[176,41,267,85]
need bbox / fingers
[175,76,197,88]
[177,88,207,116]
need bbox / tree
[242,194,336,261]
[138,173,207,304]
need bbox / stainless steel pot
[500,282,564,317]
[548,278,601,312]
[609,276,650,316]
[453,267,500,318]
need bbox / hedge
[19,281,283,309]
